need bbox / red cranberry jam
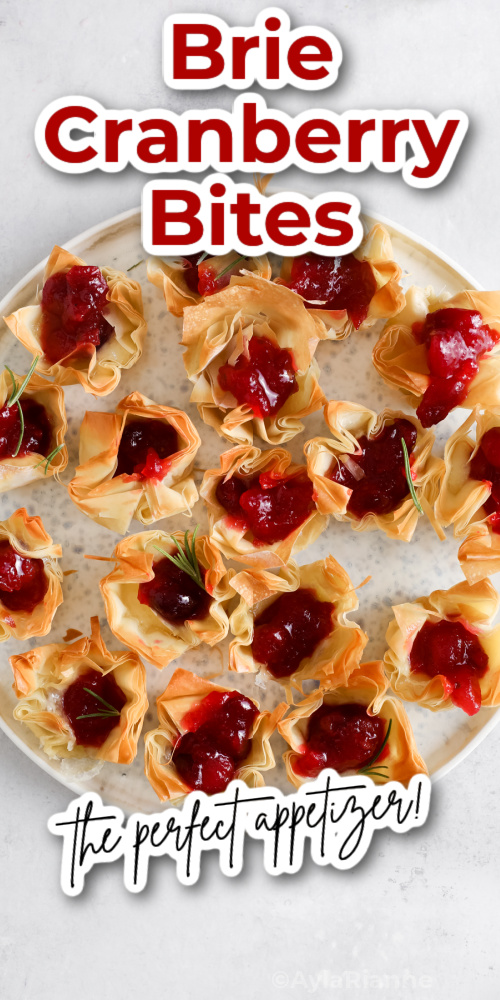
[182,254,245,297]
[469,427,500,534]
[0,540,48,614]
[40,265,114,365]
[62,668,126,748]
[138,557,211,626]
[252,588,334,679]
[217,336,298,418]
[287,252,377,329]
[0,398,52,459]
[172,689,259,794]
[216,471,315,544]
[413,308,499,427]
[410,618,488,715]
[328,418,417,519]
[114,419,179,481]
[294,702,387,778]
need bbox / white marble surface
[0,0,499,997]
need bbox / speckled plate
[0,207,497,814]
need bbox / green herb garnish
[76,687,121,720]
[401,438,423,514]
[197,251,209,265]
[359,718,392,777]
[127,259,144,272]
[34,443,64,475]
[217,254,247,278]
[4,355,39,457]
[154,526,204,590]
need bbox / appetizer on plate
[384,579,500,716]
[229,557,367,696]
[280,224,404,339]
[144,668,284,801]
[305,400,443,540]
[4,246,147,395]
[435,408,500,583]
[148,252,271,316]
[100,528,233,669]
[0,362,67,490]
[372,287,500,427]
[0,508,62,641]
[68,391,200,534]
[279,660,427,787]
[182,274,325,445]
[201,443,327,568]
[10,617,147,763]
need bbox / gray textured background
[0,1,499,998]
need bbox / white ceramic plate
[0,207,497,814]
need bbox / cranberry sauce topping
[0,540,48,614]
[138,558,211,626]
[409,618,489,715]
[469,426,500,534]
[181,254,247,297]
[328,418,417,519]
[252,588,334,679]
[294,702,387,778]
[62,668,127,748]
[217,336,298,418]
[413,308,499,427]
[0,398,52,459]
[216,471,315,544]
[287,252,377,329]
[172,690,259,794]
[114,419,179,481]
[40,265,114,365]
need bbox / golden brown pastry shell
[0,507,63,641]
[0,368,67,491]
[147,253,271,316]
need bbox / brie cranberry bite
[148,252,271,316]
[100,528,233,669]
[372,286,500,427]
[201,443,327,568]
[229,557,367,696]
[144,669,284,801]
[10,618,147,763]
[281,224,404,340]
[4,246,147,396]
[0,364,67,491]
[384,579,500,716]
[0,508,63,641]
[279,661,427,788]
[435,409,500,583]
[305,400,442,541]
[182,275,325,445]
[68,391,200,534]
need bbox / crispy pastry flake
[144,668,285,802]
[0,508,63,641]
[182,274,325,445]
[278,661,427,788]
[147,253,271,316]
[100,529,233,669]
[384,579,500,713]
[305,400,443,541]
[67,391,200,534]
[280,224,405,340]
[10,617,148,763]
[229,557,367,696]
[4,246,147,396]
[201,443,328,568]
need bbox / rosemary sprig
[34,443,64,475]
[197,251,209,265]
[217,254,247,278]
[401,438,423,514]
[154,526,205,590]
[127,259,144,271]
[4,355,39,457]
[359,719,392,776]
[76,687,121,720]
